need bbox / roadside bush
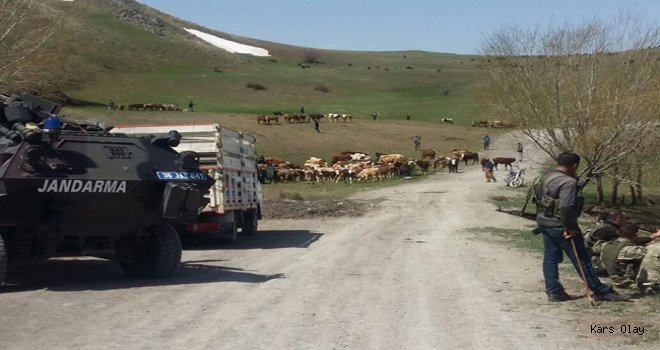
[303,49,322,64]
[279,191,304,201]
[246,82,266,90]
[314,84,330,93]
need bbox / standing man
[483,134,491,150]
[300,106,305,114]
[516,142,524,162]
[107,99,115,111]
[372,112,377,120]
[534,152,629,302]
[188,101,195,112]
[413,136,421,150]
[313,116,320,133]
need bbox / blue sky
[136,0,659,54]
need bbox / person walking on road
[482,158,497,182]
[516,142,524,162]
[483,134,491,150]
[313,117,320,133]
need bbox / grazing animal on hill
[491,157,516,170]
[471,120,489,127]
[441,117,454,124]
[128,103,144,111]
[328,113,341,123]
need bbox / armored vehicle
[0,93,214,284]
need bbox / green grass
[468,226,544,252]
[263,176,421,201]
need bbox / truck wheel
[217,221,238,243]
[0,234,7,285]
[121,224,182,278]
[241,209,258,236]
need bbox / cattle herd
[471,120,515,128]
[128,103,184,111]
[256,147,518,184]
[257,112,353,125]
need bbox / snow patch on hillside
[184,28,270,57]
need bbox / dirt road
[0,140,653,349]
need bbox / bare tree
[478,14,660,187]
[302,49,322,64]
[0,0,61,94]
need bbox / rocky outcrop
[114,7,169,36]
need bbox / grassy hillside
[42,0,486,126]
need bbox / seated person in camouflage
[585,210,652,275]
[600,223,660,288]
[637,237,660,294]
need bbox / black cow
[448,157,459,173]
[462,151,479,166]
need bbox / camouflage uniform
[585,222,618,275]
[585,222,652,276]
[637,242,660,293]
[600,238,647,288]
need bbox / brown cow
[451,148,470,158]
[491,157,516,170]
[379,154,407,164]
[419,148,437,160]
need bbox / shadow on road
[0,258,285,293]
[0,229,321,292]
[183,229,324,250]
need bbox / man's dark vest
[534,171,566,219]
[601,240,636,277]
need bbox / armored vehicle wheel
[509,177,524,188]
[240,209,258,236]
[121,224,182,278]
[0,234,6,285]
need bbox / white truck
[112,124,263,242]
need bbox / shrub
[303,49,322,64]
[246,82,266,90]
[279,191,304,201]
[314,85,330,93]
